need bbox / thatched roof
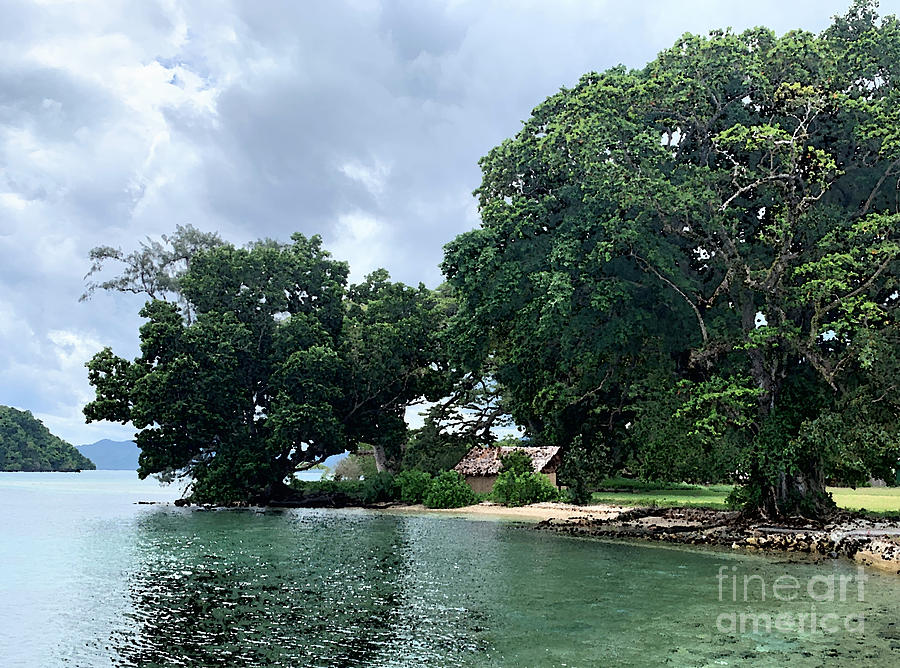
[453,446,561,477]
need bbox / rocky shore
[536,506,900,574]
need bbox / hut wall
[465,472,557,494]
[464,475,497,495]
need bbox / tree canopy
[442,0,900,517]
[84,233,448,503]
[0,405,95,472]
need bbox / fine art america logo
[715,565,867,634]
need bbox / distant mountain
[76,439,140,471]
[0,405,95,472]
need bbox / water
[1,472,899,667]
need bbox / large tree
[443,1,900,518]
[84,233,447,503]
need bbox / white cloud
[0,192,29,211]
[339,158,391,197]
[327,210,390,281]
[32,409,134,447]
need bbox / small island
[0,405,95,472]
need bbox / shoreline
[150,497,900,575]
[381,500,629,523]
[380,501,900,575]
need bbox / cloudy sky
[0,0,875,444]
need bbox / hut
[453,445,561,494]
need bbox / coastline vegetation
[81,1,900,521]
[286,454,559,510]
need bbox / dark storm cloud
[0,0,857,442]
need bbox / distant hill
[76,439,140,471]
[0,406,95,472]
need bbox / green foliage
[491,448,558,507]
[332,456,363,481]
[442,2,900,518]
[491,470,558,507]
[423,471,476,509]
[85,232,448,504]
[81,224,224,321]
[394,469,433,504]
[0,406,95,472]
[401,417,471,474]
[558,435,611,505]
[289,478,366,502]
[334,448,378,481]
[499,450,533,476]
[625,376,749,484]
[288,474,401,505]
[360,472,398,504]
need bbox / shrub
[557,434,610,505]
[499,450,533,476]
[360,471,398,504]
[333,446,379,480]
[424,471,476,509]
[492,471,558,507]
[289,478,366,502]
[333,457,364,481]
[395,470,432,504]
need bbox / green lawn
[589,479,900,513]
[829,487,900,513]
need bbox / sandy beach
[385,500,629,523]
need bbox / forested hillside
[0,406,95,472]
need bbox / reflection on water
[2,472,900,667]
[113,510,496,667]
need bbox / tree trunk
[371,443,399,474]
[739,309,835,520]
[751,461,835,521]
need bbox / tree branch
[631,252,709,344]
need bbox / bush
[332,457,364,481]
[333,446,379,481]
[499,450,533,476]
[557,434,610,505]
[395,470,432,504]
[424,471,476,509]
[492,471,559,507]
[360,471,398,504]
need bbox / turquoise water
[1,472,899,666]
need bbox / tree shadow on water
[109,510,415,667]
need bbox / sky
[0,0,884,445]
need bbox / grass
[591,478,733,509]
[589,478,900,513]
[828,486,900,513]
